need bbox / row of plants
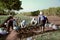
[0,15,9,25]
[14,14,32,26]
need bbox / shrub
[31,10,40,16]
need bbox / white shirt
[31,18,37,25]
[20,20,26,28]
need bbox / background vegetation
[21,7,60,16]
[0,0,22,15]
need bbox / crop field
[0,14,60,40]
[14,14,60,40]
[0,15,9,25]
[14,14,32,25]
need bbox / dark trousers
[39,20,46,32]
[7,26,13,32]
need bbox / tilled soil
[6,30,19,40]
[47,16,60,25]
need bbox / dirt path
[6,30,20,40]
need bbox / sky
[19,0,60,12]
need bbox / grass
[35,30,60,40]
[0,15,9,25]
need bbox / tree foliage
[31,10,40,16]
[0,0,22,15]
[0,0,22,10]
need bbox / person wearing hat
[20,20,26,28]
[38,11,48,32]
[7,16,14,32]
[30,17,37,26]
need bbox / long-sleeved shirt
[38,15,48,24]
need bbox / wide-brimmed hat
[39,11,43,15]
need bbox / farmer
[31,17,37,26]
[38,11,48,32]
[13,18,17,27]
[7,16,14,32]
[13,18,20,31]
[20,20,26,28]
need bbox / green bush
[31,10,40,16]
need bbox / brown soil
[6,30,19,40]
[47,16,60,25]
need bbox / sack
[45,23,49,27]
[52,25,57,30]
[0,28,8,35]
[13,26,20,30]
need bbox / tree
[31,10,40,16]
[0,0,23,15]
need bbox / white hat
[40,11,43,15]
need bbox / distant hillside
[42,7,60,16]
[21,7,60,16]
